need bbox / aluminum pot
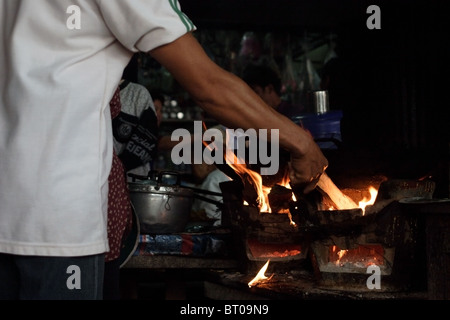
[128,171,194,234]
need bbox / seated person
[190,160,232,227]
[188,126,232,227]
[241,63,304,119]
[112,56,160,181]
[113,80,159,181]
[150,91,165,127]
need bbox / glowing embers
[247,238,303,261]
[329,244,385,268]
[312,241,396,277]
[230,204,308,265]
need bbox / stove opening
[247,238,303,261]
[329,244,385,267]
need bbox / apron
[106,88,133,262]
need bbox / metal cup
[311,90,330,114]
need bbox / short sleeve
[96,0,196,52]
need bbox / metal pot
[128,171,194,234]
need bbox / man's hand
[288,134,328,194]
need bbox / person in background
[190,161,232,227]
[241,63,304,119]
[189,127,233,226]
[0,1,327,300]
[113,58,160,181]
[239,63,305,183]
[151,91,165,128]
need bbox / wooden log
[268,185,293,213]
[317,173,358,210]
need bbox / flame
[200,122,299,214]
[224,143,273,212]
[248,260,274,288]
[333,246,348,266]
[227,155,295,213]
[201,121,288,213]
[278,174,291,189]
[358,186,378,214]
[331,244,384,267]
[324,186,378,212]
[202,122,378,216]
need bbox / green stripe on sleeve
[169,0,195,32]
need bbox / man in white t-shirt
[0,0,328,300]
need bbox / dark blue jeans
[0,253,104,300]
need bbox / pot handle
[128,173,150,182]
[158,171,182,186]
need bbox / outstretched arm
[149,32,328,193]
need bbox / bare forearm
[149,33,310,157]
[150,33,328,191]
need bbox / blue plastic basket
[292,110,343,149]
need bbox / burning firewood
[240,173,260,207]
[317,173,358,210]
[268,185,293,213]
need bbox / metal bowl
[128,182,194,234]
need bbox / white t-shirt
[0,0,196,257]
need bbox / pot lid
[128,170,194,196]
[128,182,194,197]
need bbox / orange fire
[330,245,384,267]
[225,145,293,213]
[201,122,287,213]
[325,186,378,212]
[201,122,378,215]
[228,157,273,212]
[359,186,378,215]
[228,154,379,217]
[248,260,274,288]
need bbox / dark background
[178,0,449,197]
